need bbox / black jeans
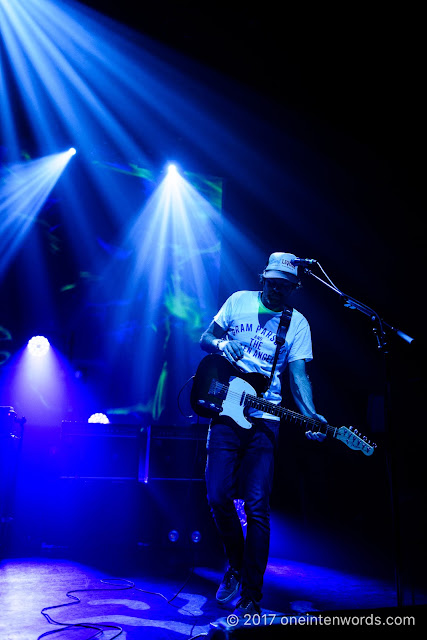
[205,417,279,603]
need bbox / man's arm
[200,320,225,352]
[288,359,326,441]
[200,320,243,362]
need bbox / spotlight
[27,335,50,357]
[68,147,77,156]
[167,163,178,175]
[191,530,201,543]
[88,412,109,424]
[168,529,179,542]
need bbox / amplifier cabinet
[60,421,146,480]
[142,424,208,481]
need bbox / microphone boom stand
[302,266,414,609]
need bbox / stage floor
[2,427,426,638]
[1,549,426,639]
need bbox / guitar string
[212,381,372,450]
[213,382,332,433]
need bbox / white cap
[263,252,298,283]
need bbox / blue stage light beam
[96,167,226,418]
[124,168,224,319]
[0,47,20,160]
[0,149,76,276]
[100,166,268,423]
[3,339,98,426]
[1,0,151,171]
[0,0,298,234]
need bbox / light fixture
[191,530,201,543]
[88,412,109,424]
[168,529,179,542]
[27,335,50,357]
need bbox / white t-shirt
[214,290,313,420]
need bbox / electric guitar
[190,354,376,456]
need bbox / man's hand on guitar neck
[289,360,327,443]
[305,413,327,442]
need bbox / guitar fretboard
[213,379,336,437]
[245,392,337,436]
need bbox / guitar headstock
[336,426,376,456]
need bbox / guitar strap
[266,306,293,390]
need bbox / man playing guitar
[199,252,327,618]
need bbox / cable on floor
[37,577,135,639]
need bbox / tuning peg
[348,426,353,431]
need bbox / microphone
[291,258,317,266]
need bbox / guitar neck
[246,393,336,436]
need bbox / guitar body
[190,354,269,429]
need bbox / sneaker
[233,597,261,617]
[216,567,241,603]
